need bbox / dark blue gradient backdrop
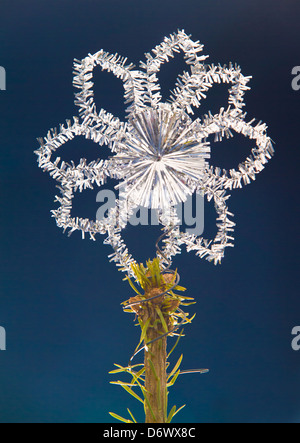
[0,0,299,423]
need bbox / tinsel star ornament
[34,30,274,273]
[111,103,210,209]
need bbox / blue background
[0,0,299,423]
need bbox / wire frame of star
[34,30,274,276]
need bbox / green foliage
[109,342,187,423]
[155,307,169,333]
[167,404,186,423]
[109,258,200,423]
[108,412,133,423]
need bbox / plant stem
[121,260,190,423]
[143,309,168,423]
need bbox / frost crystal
[35,30,274,274]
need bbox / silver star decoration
[35,30,274,274]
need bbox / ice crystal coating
[34,30,274,274]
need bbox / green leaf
[148,358,159,381]
[179,295,194,300]
[120,384,144,404]
[167,330,184,359]
[126,276,142,295]
[129,367,145,390]
[130,366,145,381]
[166,405,177,423]
[110,381,137,387]
[172,404,186,419]
[153,258,162,286]
[164,386,168,422]
[134,317,151,354]
[109,363,143,374]
[174,285,187,292]
[109,368,129,374]
[167,369,180,387]
[109,412,133,423]
[184,313,196,324]
[141,317,151,342]
[127,408,137,423]
[157,377,162,411]
[142,387,157,422]
[155,307,169,333]
[167,354,183,380]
